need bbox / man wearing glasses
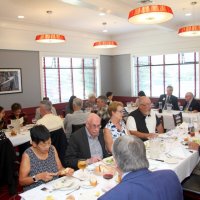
[64,113,109,169]
[126,96,163,141]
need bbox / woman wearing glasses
[104,101,129,153]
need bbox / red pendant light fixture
[35,11,66,43]
[178,2,200,37]
[93,41,118,48]
[128,5,173,24]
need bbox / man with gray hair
[98,135,183,200]
[84,93,97,112]
[64,98,89,139]
[183,92,200,112]
[36,100,63,132]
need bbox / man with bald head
[64,113,109,169]
[183,92,200,112]
[127,96,163,141]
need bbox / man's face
[139,98,151,116]
[185,93,192,102]
[97,99,105,108]
[40,104,46,117]
[166,87,173,96]
[86,117,101,137]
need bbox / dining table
[19,125,200,200]
[5,125,32,147]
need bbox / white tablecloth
[5,126,31,147]
[19,128,199,200]
[155,110,199,130]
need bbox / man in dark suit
[64,113,109,169]
[98,135,183,200]
[157,85,179,110]
[183,92,200,112]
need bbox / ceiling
[0,0,200,36]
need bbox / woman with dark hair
[19,125,74,191]
[106,91,113,105]
[65,95,76,115]
[8,103,28,126]
[0,106,6,129]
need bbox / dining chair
[172,112,183,127]
[72,123,85,133]
[182,174,200,200]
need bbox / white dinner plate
[52,177,80,191]
[164,157,179,164]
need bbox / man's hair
[88,93,96,98]
[40,100,52,112]
[73,98,83,108]
[97,95,107,104]
[113,135,149,173]
[167,85,173,90]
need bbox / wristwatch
[32,175,38,182]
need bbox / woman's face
[112,106,124,120]
[33,138,51,154]
[14,109,21,117]
[0,109,5,119]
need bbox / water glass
[166,103,172,112]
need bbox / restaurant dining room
[1,0,200,200]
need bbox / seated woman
[19,125,74,191]
[65,96,76,115]
[104,101,129,153]
[0,106,6,129]
[106,91,113,105]
[7,103,28,126]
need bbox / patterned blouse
[105,120,127,141]
[24,145,58,191]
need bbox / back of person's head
[40,100,52,112]
[30,125,50,144]
[43,97,49,101]
[138,91,146,97]
[113,135,149,173]
[106,92,113,98]
[11,103,22,112]
[97,95,107,104]
[68,95,76,110]
[73,98,83,108]
[108,101,123,116]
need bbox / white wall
[112,29,200,56]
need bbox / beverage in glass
[77,159,87,171]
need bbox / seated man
[64,113,109,169]
[97,95,110,128]
[98,135,183,200]
[36,100,63,132]
[156,85,179,110]
[126,96,163,140]
[35,97,57,121]
[64,98,89,139]
[183,92,200,112]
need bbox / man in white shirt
[36,100,63,132]
[64,98,89,139]
[126,96,163,141]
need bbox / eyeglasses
[116,110,124,114]
[90,124,101,129]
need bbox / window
[134,52,199,98]
[42,56,97,103]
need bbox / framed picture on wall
[0,68,22,94]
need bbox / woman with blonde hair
[104,101,129,153]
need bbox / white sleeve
[126,116,137,131]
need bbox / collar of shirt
[122,171,131,179]
[85,127,98,140]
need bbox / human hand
[59,168,74,176]
[188,142,199,151]
[37,172,54,182]
[87,156,102,164]
[147,133,158,139]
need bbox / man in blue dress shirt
[98,135,183,200]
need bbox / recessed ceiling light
[185,13,192,16]
[18,15,24,19]
[99,12,106,16]
[103,29,108,33]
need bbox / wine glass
[77,159,87,173]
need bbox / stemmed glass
[77,159,87,173]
